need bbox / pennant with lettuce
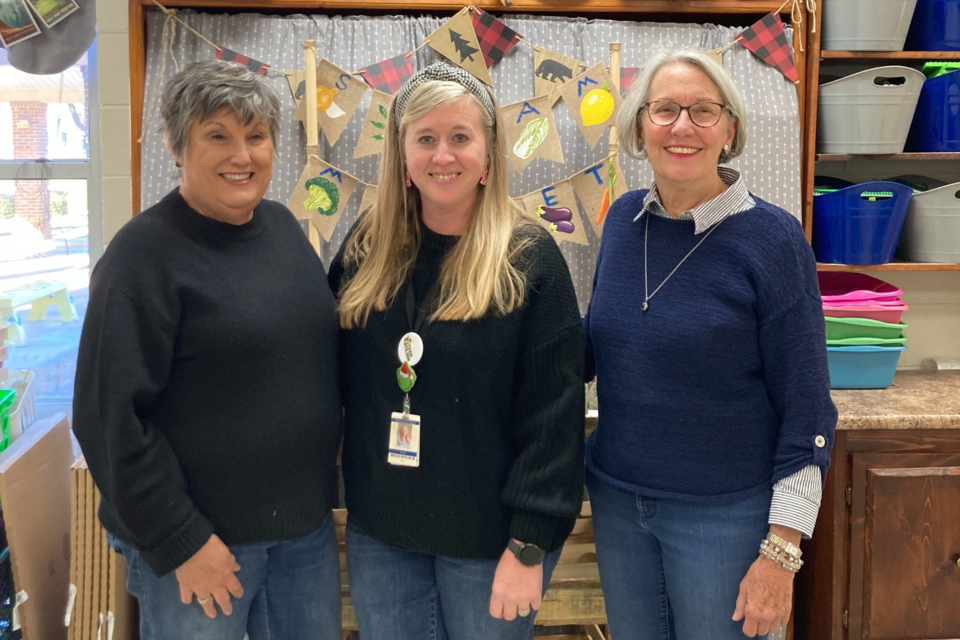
[354,90,393,159]
[287,156,360,242]
[500,94,564,175]
[559,62,623,150]
[358,183,379,216]
[313,59,369,147]
[570,155,628,237]
[736,13,799,84]
[520,181,588,246]
[424,8,493,86]
[533,47,581,99]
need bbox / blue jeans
[586,469,771,640]
[108,513,341,640]
[345,521,561,640]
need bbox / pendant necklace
[641,211,725,312]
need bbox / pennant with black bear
[533,48,580,98]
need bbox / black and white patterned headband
[393,61,496,129]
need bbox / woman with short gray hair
[74,59,343,639]
[583,49,837,639]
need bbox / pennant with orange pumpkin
[559,62,623,150]
[570,154,627,237]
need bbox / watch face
[518,544,543,566]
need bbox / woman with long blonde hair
[328,62,585,640]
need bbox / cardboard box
[0,414,72,640]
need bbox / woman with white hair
[73,60,342,639]
[582,50,837,639]
[328,61,585,640]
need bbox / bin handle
[873,76,907,86]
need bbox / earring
[405,171,412,188]
[723,144,731,154]
[479,166,488,186]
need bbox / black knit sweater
[328,222,585,559]
[73,189,342,576]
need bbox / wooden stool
[0,280,78,346]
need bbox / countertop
[832,370,960,430]
[584,371,960,433]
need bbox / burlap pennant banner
[287,156,360,242]
[287,71,306,120]
[534,48,581,98]
[500,95,564,175]
[559,62,623,150]
[570,155,628,238]
[425,9,493,86]
[353,91,393,159]
[314,59,369,147]
[521,181,588,246]
[358,183,379,215]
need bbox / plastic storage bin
[897,182,960,262]
[4,370,35,441]
[905,0,960,50]
[906,69,960,152]
[827,345,906,388]
[0,389,13,453]
[822,0,918,50]
[818,67,926,154]
[825,316,908,340]
[813,182,914,264]
[823,302,909,324]
[818,272,903,302]
[827,336,908,346]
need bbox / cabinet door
[849,452,960,640]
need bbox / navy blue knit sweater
[584,189,837,500]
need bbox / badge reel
[389,332,423,467]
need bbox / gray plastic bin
[822,0,918,50]
[818,66,925,154]
[897,182,960,262]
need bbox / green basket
[0,391,14,454]
[827,335,908,347]
[922,61,960,79]
[825,316,909,341]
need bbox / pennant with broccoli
[287,155,360,243]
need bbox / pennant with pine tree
[425,8,493,85]
[470,7,522,68]
[736,13,799,84]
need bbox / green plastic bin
[825,316,909,340]
[827,336,908,347]
[0,390,14,454]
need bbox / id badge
[388,412,420,467]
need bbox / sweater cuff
[139,510,216,577]
[509,510,575,553]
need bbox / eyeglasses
[640,100,728,128]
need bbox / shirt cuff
[768,464,822,539]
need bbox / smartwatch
[508,538,545,567]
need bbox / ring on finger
[197,596,211,605]
[518,608,531,617]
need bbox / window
[0,42,99,423]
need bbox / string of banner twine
[715,0,816,57]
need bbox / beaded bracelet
[759,539,804,573]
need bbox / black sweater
[73,189,342,577]
[328,222,585,559]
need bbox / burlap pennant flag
[358,183,379,215]
[315,59,369,146]
[500,95,564,175]
[521,181,588,246]
[354,91,393,159]
[570,155,628,237]
[425,9,493,86]
[287,156,360,242]
[534,48,581,98]
[559,62,623,150]
[287,71,306,120]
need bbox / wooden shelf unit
[820,50,960,60]
[816,152,960,162]
[817,261,960,272]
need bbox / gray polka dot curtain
[140,10,801,313]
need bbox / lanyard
[397,275,440,414]
[405,277,440,336]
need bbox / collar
[635,167,755,234]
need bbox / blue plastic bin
[905,0,960,50]
[813,181,914,264]
[906,69,960,152]
[827,346,906,389]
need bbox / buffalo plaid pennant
[361,54,414,95]
[471,7,521,68]
[215,47,270,75]
[607,67,639,95]
[737,13,799,83]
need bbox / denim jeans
[108,513,341,640]
[345,521,561,640]
[586,468,772,640]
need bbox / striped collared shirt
[637,166,822,538]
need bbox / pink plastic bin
[822,303,909,324]
[818,272,902,304]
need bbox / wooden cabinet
[795,431,960,640]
